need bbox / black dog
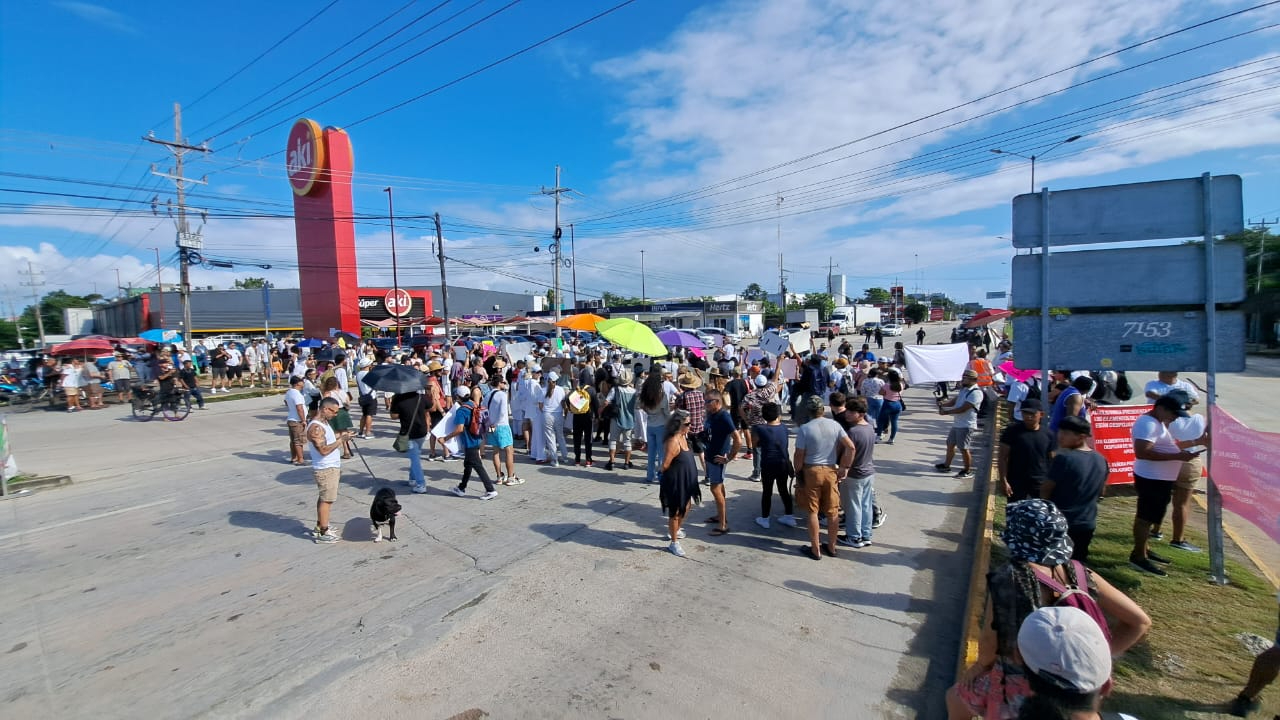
[370,488,402,542]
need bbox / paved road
[0,321,981,719]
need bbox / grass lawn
[993,490,1279,719]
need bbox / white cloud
[53,1,137,34]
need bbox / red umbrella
[964,309,1013,328]
[50,337,116,355]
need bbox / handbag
[393,394,424,453]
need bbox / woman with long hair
[638,367,672,483]
[877,369,905,444]
[659,409,700,557]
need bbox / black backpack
[1114,371,1133,401]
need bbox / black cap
[1154,393,1190,418]
[1059,415,1092,435]
[1020,398,1043,413]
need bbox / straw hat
[426,360,444,373]
[678,373,703,389]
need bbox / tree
[741,282,769,302]
[801,292,836,322]
[602,291,642,307]
[1225,228,1278,294]
[904,303,928,324]
[862,287,892,304]
[18,290,95,336]
[233,277,268,289]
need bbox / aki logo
[286,119,326,196]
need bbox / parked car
[861,321,881,333]
[881,323,903,336]
[695,327,742,345]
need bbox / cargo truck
[829,305,878,333]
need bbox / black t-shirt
[705,408,736,457]
[177,368,198,389]
[725,378,748,417]
[1047,449,1109,529]
[752,423,790,467]
[999,422,1057,489]
[391,392,430,440]
[209,348,228,369]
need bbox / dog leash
[345,438,382,483]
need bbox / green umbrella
[596,318,668,357]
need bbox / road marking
[0,498,177,542]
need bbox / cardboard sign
[759,332,791,357]
[429,406,462,456]
[503,341,533,362]
[777,358,799,381]
[1089,404,1152,484]
[745,348,765,366]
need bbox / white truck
[829,305,878,333]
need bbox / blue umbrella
[140,328,183,344]
[296,338,324,348]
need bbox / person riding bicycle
[154,359,179,409]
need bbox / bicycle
[130,385,191,422]
[0,379,56,413]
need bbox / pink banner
[1211,406,1280,546]
[1090,405,1152,485]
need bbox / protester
[392,388,431,494]
[308,397,354,544]
[700,389,740,536]
[284,375,308,465]
[741,374,778,481]
[61,359,84,412]
[108,352,133,403]
[839,395,877,548]
[877,368,905,444]
[178,359,205,409]
[538,371,568,467]
[354,358,376,439]
[794,395,855,561]
[81,358,104,409]
[1144,379,1207,549]
[639,368,673,483]
[447,385,498,499]
[1041,415,1108,563]
[602,370,637,471]
[659,409,700,557]
[1014,607,1118,720]
[1128,392,1201,576]
[485,375,521,486]
[568,375,595,467]
[998,398,1057,501]
[209,343,229,393]
[948,500,1150,719]
[751,402,797,529]
[935,369,984,479]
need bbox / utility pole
[145,102,210,348]
[152,247,166,328]
[540,166,572,343]
[1249,217,1277,294]
[20,260,45,348]
[384,187,402,342]
[569,223,578,310]
[640,250,646,303]
[434,213,451,341]
[776,194,786,309]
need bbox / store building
[549,299,764,336]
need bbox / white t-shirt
[1007,381,1030,421]
[1144,378,1198,402]
[284,387,306,423]
[225,348,242,367]
[539,385,566,415]
[1131,414,1181,481]
[486,389,510,426]
[1170,413,1207,451]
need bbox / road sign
[1010,310,1245,372]
[1011,175,1243,248]
[1010,243,1246,308]
[176,231,203,250]
[985,291,1007,299]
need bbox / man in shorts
[793,395,855,561]
[935,369,983,478]
[1129,392,1201,576]
[701,390,741,535]
[284,375,308,465]
[209,344,229,393]
[308,397,352,543]
[603,370,637,471]
[108,352,133,403]
[485,375,521,485]
[225,343,244,389]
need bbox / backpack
[1024,380,1042,402]
[1114,371,1133,401]
[465,401,487,438]
[1033,560,1113,643]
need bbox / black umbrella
[362,363,428,393]
[313,347,338,363]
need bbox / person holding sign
[569,376,596,467]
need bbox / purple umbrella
[656,329,706,349]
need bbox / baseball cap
[454,385,471,398]
[962,369,978,380]
[1020,398,1043,413]
[1017,606,1112,694]
[547,371,559,382]
[1154,392,1190,418]
[754,375,770,388]
[804,394,824,413]
[1058,415,1092,435]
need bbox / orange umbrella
[555,313,605,331]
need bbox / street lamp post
[151,247,166,329]
[384,187,401,344]
[640,250,646,303]
[990,135,1082,193]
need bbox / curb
[1192,493,1280,590]
[2,474,72,495]
[955,399,1007,679]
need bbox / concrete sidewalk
[0,386,985,718]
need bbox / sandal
[703,516,720,524]
[822,546,838,558]
[710,527,731,536]
[798,545,821,561]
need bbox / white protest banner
[902,343,970,384]
[759,332,791,357]
[430,406,461,456]
[503,341,533,362]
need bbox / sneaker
[1129,556,1167,576]
[497,473,507,485]
[441,455,458,463]
[1147,550,1172,564]
[857,538,873,548]
[449,486,467,497]
[886,439,894,445]
[604,461,614,471]
[955,469,975,479]
[668,541,686,557]
[1229,693,1260,717]
[748,472,760,481]
[666,528,686,540]
[479,491,498,500]
[777,515,798,528]
[506,476,525,485]
[838,534,860,547]
[427,454,440,462]
[1150,531,1165,540]
[873,509,886,529]
[585,460,594,467]
[755,517,770,529]
[411,486,428,494]
[934,463,951,472]
[625,462,636,470]
[1170,540,1202,553]
[314,530,339,544]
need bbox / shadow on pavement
[890,488,973,507]
[784,578,924,615]
[528,522,654,552]
[228,510,312,539]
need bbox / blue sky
[1,0,1278,311]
